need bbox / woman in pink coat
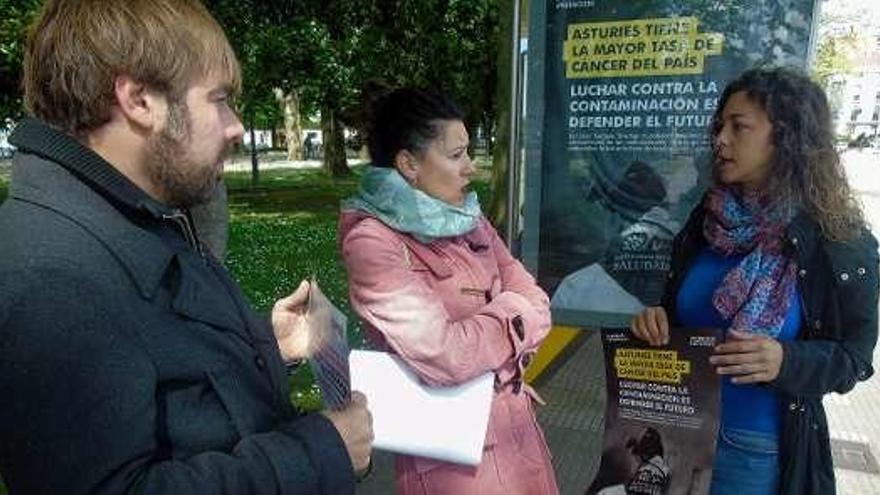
[339,88,559,494]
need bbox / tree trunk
[275,88,303,161]
[249,116,259,186]
[489,0,515,233]
[465,115,481,157]
[321,103,350,177]
[483,116,495,158]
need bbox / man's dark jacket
[0,118,355,494]
[662,199,879,495]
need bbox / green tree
[210,0,501,178]
[356,1,500,146]
[488,0,517,231]
[209,0,280,184]
[814,0,862,87]
[814,32,867,87]
[0,0,40,125]
[812,0,879,127]
[209,0,360,177]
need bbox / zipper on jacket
[789,233,813,339]
[162,210,204,257]
[789,234,809,415]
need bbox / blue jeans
[710,427,780,495]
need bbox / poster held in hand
[586,327,722,495]
[306,279,351,411]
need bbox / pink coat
[340,211,559,495]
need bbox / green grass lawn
[225,167,362,314]
[225,167,366,410]
[0,161,492,493]
[0,169,8,204]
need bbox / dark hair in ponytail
[364,87,464,167]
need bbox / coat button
[813,319,822,330]
[254,355,266,370]
[840,272,850,282]
[791,237,799,245]
[798,269,807,278]
[789,402,798,411]
[858,267,867,276]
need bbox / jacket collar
[9,117,171,216]
[8,117,177,299]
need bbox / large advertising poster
[586,327,722,495]
[523,0,819,327]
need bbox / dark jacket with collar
[661,198,879,495]
[0,118,354,494]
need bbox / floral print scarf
[702,186,798,337]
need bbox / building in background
[241,129,274,150]
[830,27,880,143]
[817,0,880,144]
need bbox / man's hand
[630,306,670,346]
[322,391,374,474]
[271,280,311,362]
[710,330,783,384]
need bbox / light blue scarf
[342,166,481,243]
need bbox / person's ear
[394,150,419,185]
[112,75,166,132]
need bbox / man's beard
[144,101,226,208]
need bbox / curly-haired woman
[630,67,879,495]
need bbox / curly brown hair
[712,67,865,241]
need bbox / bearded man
[0,1,372,493]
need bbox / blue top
[676,247,801,435]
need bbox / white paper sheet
[349,349,494,466]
